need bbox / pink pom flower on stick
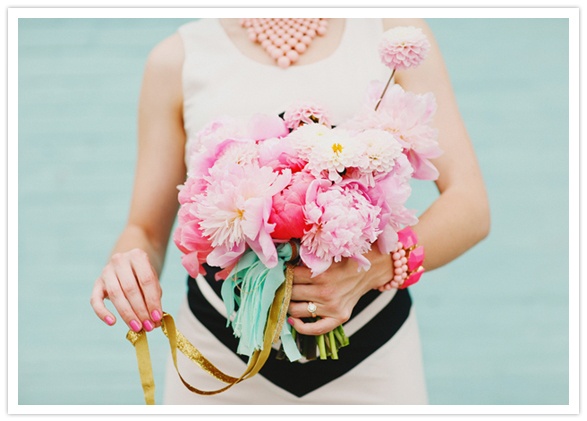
[375,26,431,111]
[379,26,431,71]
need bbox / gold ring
[307,302,317,318]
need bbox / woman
[90,17,490,404]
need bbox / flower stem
[328,330,338,359]
[374,68,396,112]
[334,327,344,346]
[336,325,349,346]
[317,334,327,360]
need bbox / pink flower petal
[350,253,372,272]
[181,251,206,278]
[248,113,288,140]
[407,149,440,180]
[300,245,333,277]
[377,224,399,255]
[206,242,246,268]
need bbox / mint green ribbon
[221,243,302,362]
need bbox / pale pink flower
[196,163,292,268]
[186,116,247,167]
[248,113,289,141]
[178,176,209,205]
[213,139,259,170]
[188,138,239,179]
[341,82,442,180]
[257,136,307,174]
[379,26,430,71]
[366,171,418,255]
[300,179,382,277]
[388,152,415,183]
[283,100,332,130]
[176,202,197,227]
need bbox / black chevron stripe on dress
[186,264,412,398]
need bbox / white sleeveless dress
[163,18,428,405]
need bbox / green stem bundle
[278,319,349,361]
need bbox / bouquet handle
[126,264,294,405]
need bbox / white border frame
[6,5,579,417]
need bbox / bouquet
[173,26,442,363]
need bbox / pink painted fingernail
[104,316,114,326]
[143,320,154,332]
[130,320,142,332]
[152,310,162,322]
[287,318,294,326]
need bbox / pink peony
[341,82,442,180]
[185,116,247,168]
[283,100,332,131]
[188,138,240,179]
[269,171,315,241]
[196,163,292,268]
[248,113,289,141]
[257,136,307,174]
[300,179,382,277]
[177,202,197,227]
[173,204,214,277]
[366,170,418,254]
[213,139,259,170]
[378,26,430,71]
[178,176,209,205]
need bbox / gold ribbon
[126,263,295,405]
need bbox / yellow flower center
[332,143,343,154]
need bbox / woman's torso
[179,18,390,163]
[175,19,415,398]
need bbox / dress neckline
[214,18,350,70]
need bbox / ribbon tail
[125,250,297,403]
[280,324,302,362]
[126,330,156,405]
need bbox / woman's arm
[288,19,490,335]
[388,18,490,271]
[90,33,186,332]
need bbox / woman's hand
[287,244,393,335]
[90,33,186,333]
[90,248,163,332]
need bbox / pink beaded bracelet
[380,227,425,291]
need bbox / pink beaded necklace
[239,18,329,69]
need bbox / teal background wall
[17,18,569,405]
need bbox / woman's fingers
[292,265,314,284]
[129,249,163,328]
[111,252,153,331]
[289,283,316,302]
[288,300,323,319]
[92,249,163,332]
[287,316,340,336]
[101,265,143,332]
[90,278,117,326]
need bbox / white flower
[306,129,367,183]
[356,129,403,177]
[288,123,332,160]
